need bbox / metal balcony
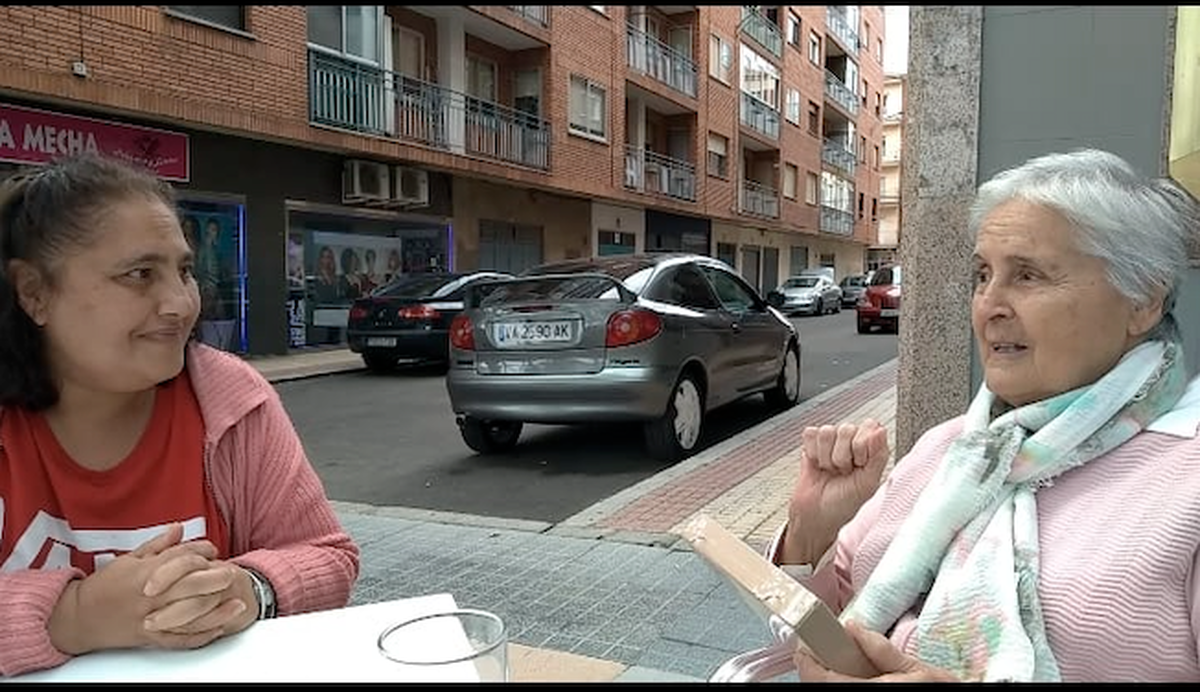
[821,138,856,176]
[740,179,779,218]
[626,23,697,98]
[739,6,782,58]
[309,49,550,170]
[740,92,780,140]
[819,205,854,235]
[506,5,548,27]
[825,6,858,56]
[624,145,696,202]
[824,69,860,117]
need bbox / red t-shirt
[0,374,230,575]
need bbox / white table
[10,592,487,683]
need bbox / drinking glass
[377,608,508,682]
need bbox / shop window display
[179,199,247,353]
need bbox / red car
[856,265,901,333]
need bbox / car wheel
[857,320,870,334]
[362,353,397,372]
[459,417,523,454]
[832,300,841,314]
[764,343,800,410]
[644,373,704,462]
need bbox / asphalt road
[277,309,898,523]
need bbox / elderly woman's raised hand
[780,419,890,565]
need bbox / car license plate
[492,321,573,346]
[880,309,900,317]
[366,337,397,347]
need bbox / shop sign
[0,102,189,181]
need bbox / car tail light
[348,304,370,321]
[449,314,475,351]
[398,304,441,320]
[605,309,662,348]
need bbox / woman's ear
[1128,286,1167,339]
[7,259,49,326]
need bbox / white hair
[967,149,1196,324]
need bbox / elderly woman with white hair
[768,148,1200,682]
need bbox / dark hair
[0,153,175,410]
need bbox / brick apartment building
[0,5,886,356]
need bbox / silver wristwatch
[244,567,277,620]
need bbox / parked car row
[345,255,898,461]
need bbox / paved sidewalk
[251,348,898,681]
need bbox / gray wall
[902,6,1199,456]
[972,6,1197,384]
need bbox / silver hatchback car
[445,253,802,461]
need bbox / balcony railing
[739,6,782,58]
[626,23,697,98]
[309,49,550,170]
[506,6,548,27]
[822,138,856,176]
[740,92,780,140]
[820,205,854,235]
[825,7,858,56]
[740,179,779,218]
[624,145,696,202]
[824,69,859,116]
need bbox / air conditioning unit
[343,160,391,204]
[393,165,430,207]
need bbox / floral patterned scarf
[839,339,1188,681]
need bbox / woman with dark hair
[337,246,362,300]
[0,154,360,677]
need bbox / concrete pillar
[894,6,983,457]
[438,14,466,153]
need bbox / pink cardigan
[0,343,361,677]
[779,394,1200,682]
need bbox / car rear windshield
[782,277,820,288]
[371,274,462,299]
[869,266,902,286]
[481,274,634,305]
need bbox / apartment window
[859,135,867,163]
[785,88,801,125]
[877,37,884,63]
[806,100,820,136]
[467,55,497,102]
[783,163,798,199]
[740,44,779,109]
[787,12,801,46]
[858,192,865,218]
[874,144,881,169]
[707,132,729,178]
[805,171,818,205]
[307,6,381,63]
[569,75,607,139]
[166,6,245,31]
[808,30,821,65]
[871,197,878,221]
[709,33,733,84]
[861,78,869,107]
[862,22,870,49]
[875,91,882,117]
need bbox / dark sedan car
[347,271,512,371]
[445,253,801,461]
